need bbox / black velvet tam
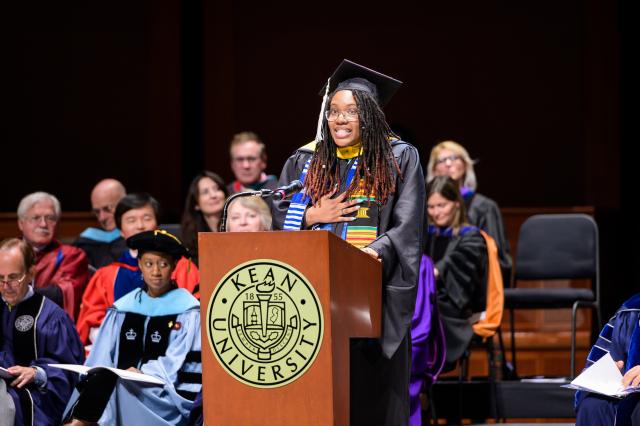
[126,229,189,259]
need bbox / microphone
[271,180,303,200]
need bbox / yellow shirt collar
[336,143,363,159]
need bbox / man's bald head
[91,179,126,231]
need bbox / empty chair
[504,213,601,378]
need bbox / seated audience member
[17,192,89,320]
[76,193,199,348]
[227,131,278,194]
[225,196,272,232]
[425,176,487,371]
[427,140,512,285]
[180,171,228,266]
[575,294,640,425]
[0,238,85,425]
[63,231,201,425]
[74,179,127,270]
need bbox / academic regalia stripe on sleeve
[283,158,313,231]
[184,351,201,363]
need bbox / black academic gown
[465,192,512,286]
[425,227,487,365]
[73,236,127,271]
[273,139,424,425]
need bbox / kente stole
[283,144,379,248]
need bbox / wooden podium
[199,230,382,425]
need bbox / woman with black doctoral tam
[63,230,201,426]
[272,59,425,425]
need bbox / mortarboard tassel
[315,78,330,143]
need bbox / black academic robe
[425,227,487,364]
[1,292,85,425]
[273,139,424,425]
[74,235,127,271]
[465,192,512,286]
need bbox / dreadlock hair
[305,89,401,205]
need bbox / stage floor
[427,379,576,423]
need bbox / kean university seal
[207,259,324,388]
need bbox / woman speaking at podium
[273,59,425,425]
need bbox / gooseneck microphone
[271,180,303,201]
[219,180,304,232]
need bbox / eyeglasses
[435,155,461,165]
[232,156,260,164]
[0,273,27,287]
[325,108,359,122]
[92,205,116,217]
[23,215,58,224]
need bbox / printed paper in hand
[563,353,640,398]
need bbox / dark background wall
[2,0,633,319]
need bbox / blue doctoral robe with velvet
[65,287,202,425]
[1,293,84,425]
[576,293,640,425]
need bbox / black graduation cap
[319,59,403,107]
[126,229,189,259]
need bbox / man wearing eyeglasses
[16,192,89,321]
[227,131,279,194]
[0,238,84,426]
[73,179,127,270]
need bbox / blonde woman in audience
[225,196,272,232]
[427,140,512,285]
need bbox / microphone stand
[219,189,275,232]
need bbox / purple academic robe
[1,291,84,425]
[409,255,446,426]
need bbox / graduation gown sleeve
[367,142,425,358]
